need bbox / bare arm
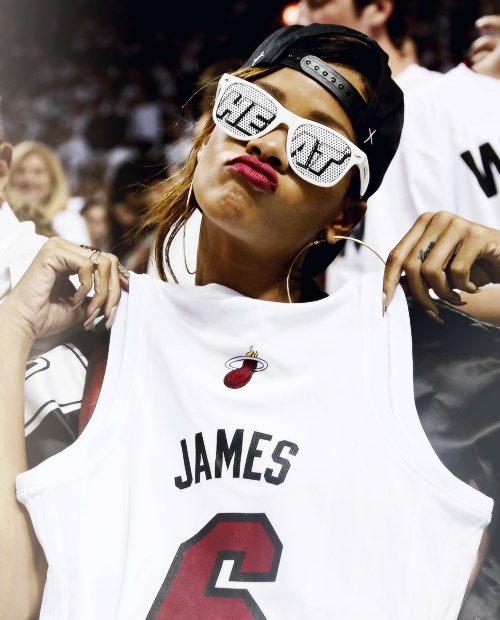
[0,237,122,619]
[0,317,46,619]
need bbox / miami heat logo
[224,346,268,389]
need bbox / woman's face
[193,66,366,262]
[83,203,110,248]
[111,189,150,230]
[10,152,53,206]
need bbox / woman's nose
[245,126,288,173]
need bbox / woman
[6,140,90,245]
[80,196,112,253]
[0,25,497,620]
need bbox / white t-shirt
[0,201,85,351]
[17,271,492,620]
[326,63,500,292]
[0,203,87,456]
[393,62,442,94]
[52,207,91,246]
[0,201,47,303]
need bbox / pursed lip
[228,156,278,193]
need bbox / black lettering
[243,432,271,481]
[215,429,243,478]
[264,441,299,485]
[461,143,500,198]
[174,439,193,489]
[291,130,349,178]
[195,432,212,483]
[418,241,435,263]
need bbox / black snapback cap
[242,23,405,276]
[243,23,404,200]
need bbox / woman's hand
[1,237,124,345]
[382,212,500,323]
[0,236,127,619]
[469,15,500,78]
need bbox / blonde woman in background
[6,140,90,245]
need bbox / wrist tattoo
[419,241,435,262]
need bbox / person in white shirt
[5,139,91,246]
[325,12,500,318]
[295,0,447,292]
[0,106,110,469]
[1,24,499,620]
[0,116,47,304]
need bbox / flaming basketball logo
[224,346,268,389]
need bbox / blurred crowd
[1,11,194,190]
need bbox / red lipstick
[228,156,278,193]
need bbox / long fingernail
[106,306,117,329]
[72,296,85,310]
[424,309,444,325]
[84,307,101,330]
[382,291,388,316]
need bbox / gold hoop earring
[183,181,196,275]
[286,239,326,303]
[285,235,386,304]
[330,235,386,266]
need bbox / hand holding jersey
[383,211,500,325]
[0,237,122,345]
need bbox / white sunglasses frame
[213,73,370,196]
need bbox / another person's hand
[469,15,500,78]
[382,211,500,323]
[0,237,123,345]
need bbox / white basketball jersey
[17,272,493,620]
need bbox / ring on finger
[79,244,102,264]
[88,249,101,264]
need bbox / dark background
[1,0,499,153]
[2,0,496,65]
